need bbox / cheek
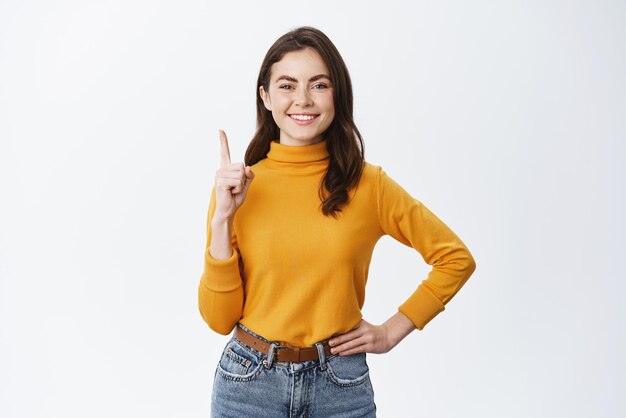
[322,96,335,114]
[273,96,291,112]
[271,113,285,128]
[323,100,335,120]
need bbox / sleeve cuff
[398,284,446,330]
[200,247,242,292]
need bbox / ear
[259,85,272,111]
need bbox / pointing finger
[219,129,231,167]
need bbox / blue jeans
[210,322,377,417]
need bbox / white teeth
[290,114,316,121]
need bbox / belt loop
[263,342,277,369]
[315,342,327,371]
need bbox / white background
[1,1,624,417]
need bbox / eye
[313,83,329,89]
[279,84,293,90]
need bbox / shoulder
[352,161,381,191]
[249,157,270,173]
[361,161,395,190]
[361,161,415,200]
[349,162,383,200]
[362,161,407,187]
[361,161,382,180]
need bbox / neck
[266,138,329,164]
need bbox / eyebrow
[274,74,331,83]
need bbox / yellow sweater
[198,139,476,347]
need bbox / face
[259,47,335,146]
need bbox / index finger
[219,129,231,167]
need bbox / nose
[294,87,312,107]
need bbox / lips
[288,113,319,121]
[287,113,320,126]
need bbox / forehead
[270,48,329,81]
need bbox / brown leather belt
[234,325,333,363]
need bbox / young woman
[198,26,476,417]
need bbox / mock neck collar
[266,139,329,163]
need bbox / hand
[214,129,255,220]
[327,319,395,356]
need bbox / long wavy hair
[244,26,365,219]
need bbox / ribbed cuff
[398,284,445,330]
[200,247,242,292]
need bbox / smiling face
[259,47,335,146]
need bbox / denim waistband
[234,322,333,370]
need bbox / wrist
[383,311,417,348]
[211,213,233,226]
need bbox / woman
[198,26,476,417]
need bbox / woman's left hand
[327,319,395,356]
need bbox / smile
[289,114,319,121]
[288,114,319,126]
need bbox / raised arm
[197,130,254,335]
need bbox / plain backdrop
[1,1,624,417]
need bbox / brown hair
[244,26,365,218]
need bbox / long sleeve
[376,166,476,330]
[197,185,244,335]
[195,137,476,347]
